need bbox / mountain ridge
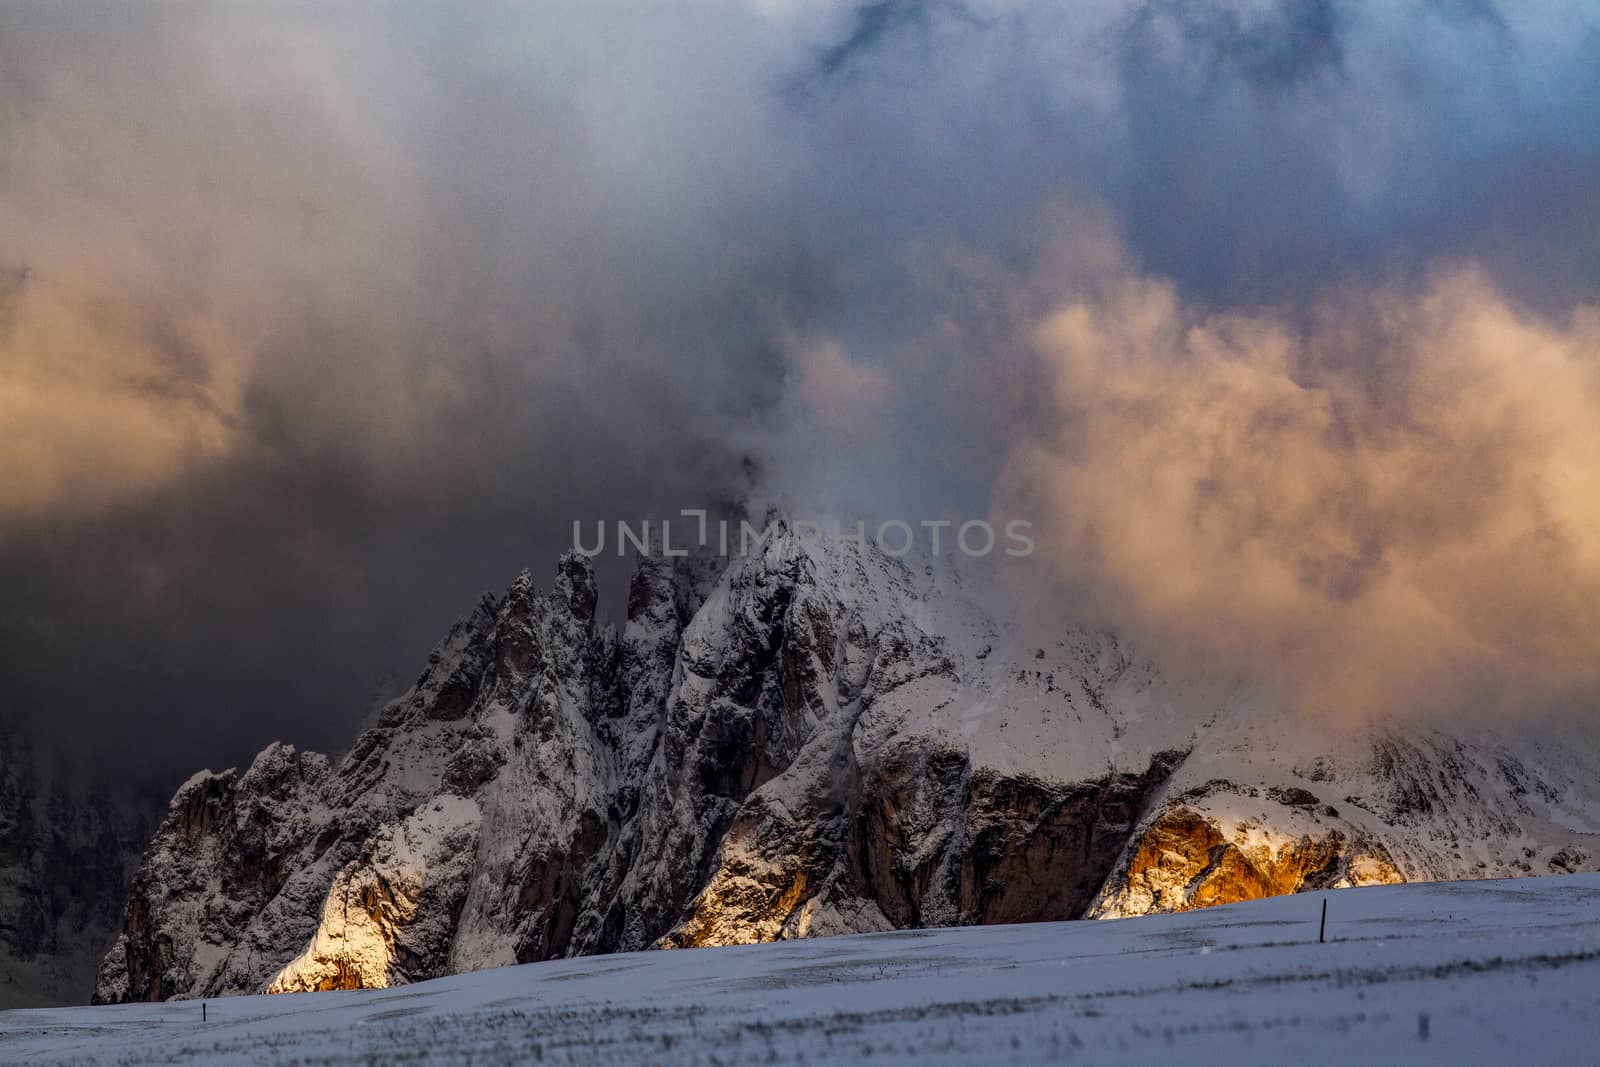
[92,527,1600,1002]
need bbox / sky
[2,1,1597,784]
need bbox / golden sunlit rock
[265,798,480,995]
[1090,804,1403,918]
[667,866,812,949]
[265,871,416,994]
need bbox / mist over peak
[2,0,1596,783]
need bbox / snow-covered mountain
[92,527,1600,1002]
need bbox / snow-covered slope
[17,873,1600,1065]
[92,526,1600,1003]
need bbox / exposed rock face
[92,744,335,1003]
[0,724,154,1008]
[1089,803,1403,917]
[265,796,480,993]
[93,529,1600,1002]
[662,750,1190,948]
[1089,723,1599,917]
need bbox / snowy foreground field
[6,874,1599,1066]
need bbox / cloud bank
[999,248,1600,722]
[1,1,1596,780]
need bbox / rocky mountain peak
[90,531,1600,1003]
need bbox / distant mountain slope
[0,724,153,1008]
[93,527,1600,1002]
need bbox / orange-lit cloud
[999,251,1600,721]
[0,271,246,521]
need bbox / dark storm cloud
[792,0,986,93]
[811,0,934,80]
[0,2,811,781]
[1102,0,1595,305]
[1427,0,1509,33]
[2,1,1596,785]
[1122,0,1347,91]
